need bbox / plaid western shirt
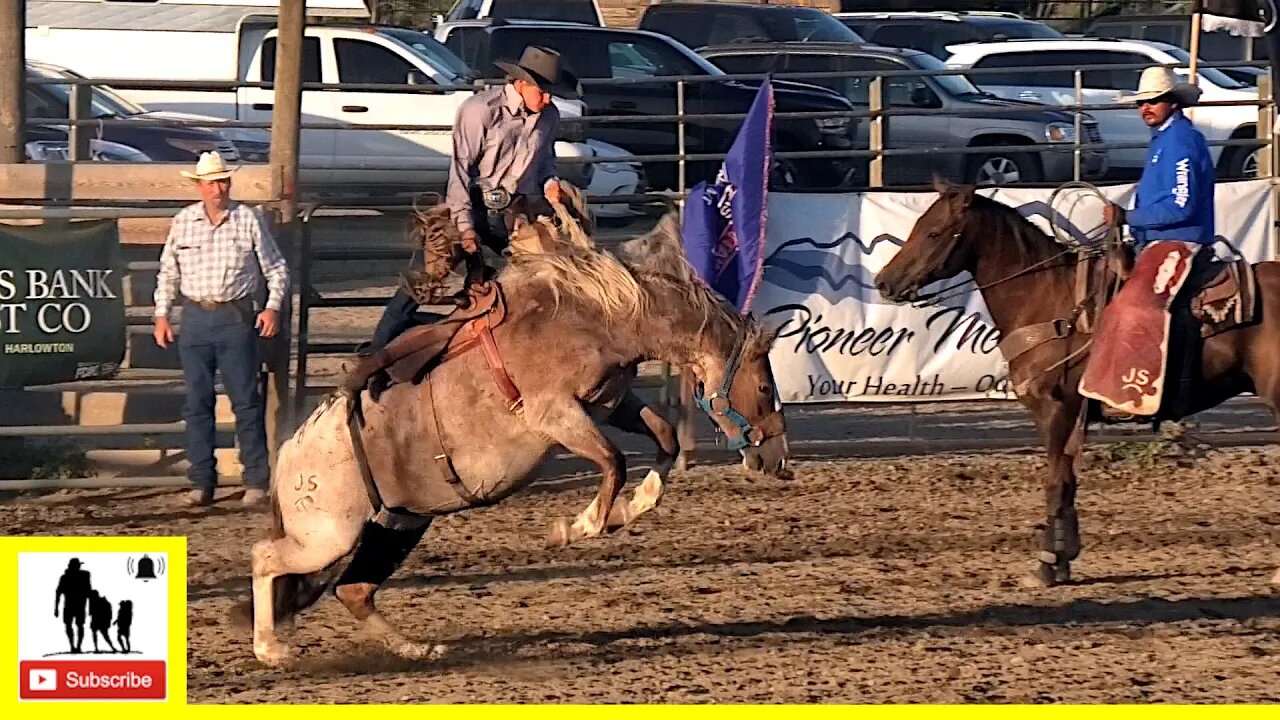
[153,201,290,318]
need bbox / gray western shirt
[447,83,560,234]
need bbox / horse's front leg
[602,391,679,531]
[540,401,628,548]
[1023,393,1083,588]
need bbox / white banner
[759,179,1275,404]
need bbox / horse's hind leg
[332,520,447,660]
[602,391,679,531]
[251,515,363,666]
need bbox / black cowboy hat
[493,45,581,99]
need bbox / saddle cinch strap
[345,282,527,526]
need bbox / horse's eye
[928,232,940,239]
[758,384,772,395]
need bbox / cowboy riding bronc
[335,46,582,403]
[368,45,580,351]
[1080,65,1217,418]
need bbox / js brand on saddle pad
[16,551,171,702]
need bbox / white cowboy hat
[180,150,237,182]
[1121,66,1203,106]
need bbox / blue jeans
[178,303,269,491]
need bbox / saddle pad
[1079,240,1198,416]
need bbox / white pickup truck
[24,0,641,212]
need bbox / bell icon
[134,554,157,581]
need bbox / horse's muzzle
[742,433,790,478]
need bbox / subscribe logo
[17,552,171,702]
[20,661,165,700]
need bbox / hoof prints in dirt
[5,449,1280,703]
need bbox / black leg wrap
[334,520,432,590]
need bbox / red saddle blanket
[1079,240,1199,417]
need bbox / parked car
[638,1,865,50]
[436,0,603,27]
[436,21,862,191]
[700,42,1108,186]
[24,124,153,163]
[943,37,1263,177]
[836,11,1062,60]
[25,60,245,162]
[1084,14,1268,87]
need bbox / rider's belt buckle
[482,188,512,211]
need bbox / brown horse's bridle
[908,229,1077,308]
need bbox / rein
[909,232,1078,308]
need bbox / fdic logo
[17,552,169,702]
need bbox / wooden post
[0,0,26,164]
[264,0,306,460]
[1189,12,1203,85]
[869,76,885,187]
[68,84,92,161]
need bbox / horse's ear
[950,184,976,209]
[931,172,953,196]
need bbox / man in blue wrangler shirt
[1086,65,1216,419]
[1103,66,1215,249]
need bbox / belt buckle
[482,188,511,211]
[197,300,220,311]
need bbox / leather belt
[188,297,251,313]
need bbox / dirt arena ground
[4,445,1279,704]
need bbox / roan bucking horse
[242,212,791,666]
[876,180,1280,588]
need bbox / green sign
[0,219,126,388]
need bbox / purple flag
[680,76,774,314]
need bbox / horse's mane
[966,192,1061,266]
[615,211,746,338]
[505,244,646,325]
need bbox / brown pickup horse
[244,213,790,666]
[875,181,1280,589]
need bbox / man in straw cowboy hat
[154,151,290,507]
[366,45,581,352]
[1102,65,1215,245]
[1082,65,1218,419]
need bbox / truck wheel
[967,151,1041,186]
[1221,146,1260,179]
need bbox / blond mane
[616,211,743,337]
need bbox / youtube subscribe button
[20,660,166,701]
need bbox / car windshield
[31,67,144,118]
[765,8,865,42]
[977,20,1063,40]
[909,51,984,97]
[1162,45,1249,89]
[380,27,475,82]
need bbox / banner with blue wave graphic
[681,76,773,314]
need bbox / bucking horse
[242,212,791,666]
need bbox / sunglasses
[1137,96,1172,107]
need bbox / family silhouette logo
[17,551,170,702]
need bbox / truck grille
[215,141,241,162]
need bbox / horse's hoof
[1020,562,1057,589]
[1053,562,1072,585]
[392,641,448,661]
[254,642,292,667]
[546,517,572,548]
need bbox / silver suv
[699,42,1108,186]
